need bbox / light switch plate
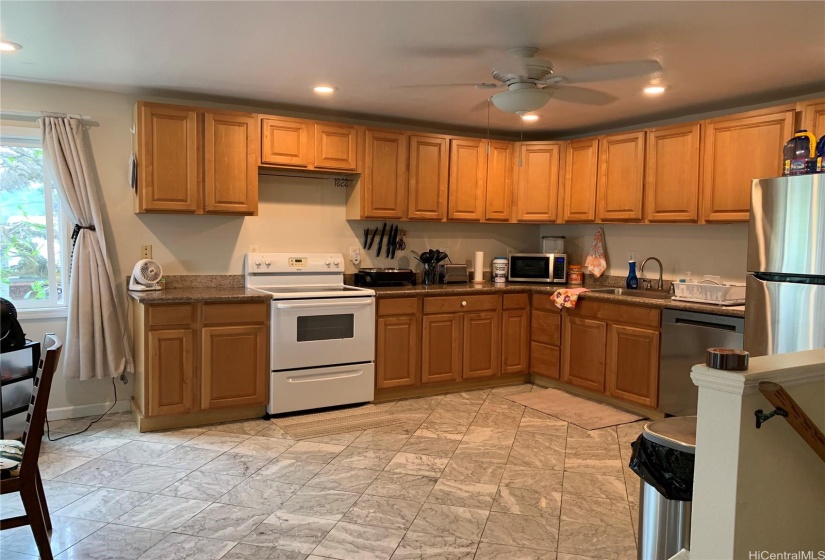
[141,244,152,259]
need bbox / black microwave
[508,253,567,283]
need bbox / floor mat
[504,388,644,430]
[272,404,404,439]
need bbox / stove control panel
[245,253,346,275]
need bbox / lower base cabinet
[530,294,561,379]
[421,313,463,383]
[606,324,660,408]
[501,294,530,375]
[376,298,420,389]
[135,301,269,426]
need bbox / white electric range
[244,253,376,415]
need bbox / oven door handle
[275,299,374,310]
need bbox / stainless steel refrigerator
[745,174,825,356]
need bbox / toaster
[439,264,469,284]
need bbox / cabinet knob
[461,301,467,307]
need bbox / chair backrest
[19,334,62,477]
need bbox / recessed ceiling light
[644,86,666,95]
[521,114,539,122]
[0,41,22,52]
[313,86,337,94]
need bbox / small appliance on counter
[541,236,565,254]
[354,268,416,287]
[508,253,567,283]
[439,264,469,284]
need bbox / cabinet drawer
[202,302,268,325]
[378,297,419,316]
[532,293,561,313]
[570,299,660,328]
[147,304,196,327]
[532,309,561,346]
[423,295,500,314]
[503,293,529,310]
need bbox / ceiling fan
[402,47,663,115]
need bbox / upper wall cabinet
[798,98,825,138]
[597,131,645,222]
[448,138,486,221]
[260,117,360,173]
[514,142,562,223]
[701,107,794,222]
[645,123,701,222]
[408,134,449,221]
[135,102,257,215]
[347,128,407,220]
[484,140,514,222]
[563,138,599,222]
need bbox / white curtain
[40,117,134,380]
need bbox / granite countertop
[374,282,746,318]
[127,287,271,304]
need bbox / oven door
[271,297,375,370]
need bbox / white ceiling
[1,1,824,136]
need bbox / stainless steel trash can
[634,416,696,560]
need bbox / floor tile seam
[53,486,158,523]
[476,515,559,553]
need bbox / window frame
[0,127,70,315]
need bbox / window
[0,133,66,309]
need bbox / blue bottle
[626,253,639,289]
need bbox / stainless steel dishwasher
[659,309,744,416]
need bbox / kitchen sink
[588,287,672,300]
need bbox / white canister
[493,257,508,283]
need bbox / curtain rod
[1,109,94,121]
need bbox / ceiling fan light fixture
[313,85,337,95]
[521,114,539,122]
[491,88,552,114]
[0,41,22,52]
[643,85,666,95]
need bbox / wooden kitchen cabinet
[797,98,825,138]
[354,128,407,219]
[597,131,646,222]
[606,324,660,408]
[485,140,514,222]
[421,314,463,383]
[448,138,486,221]
[562,315,607,392]
[133,300,269,431]
[376,298,420,389]
[463,311,500,379]
[408,134,449,220]
[501,293,530,375]
[515,142,562,222]
[135,102,258,215]
[563,137,599,222]
[530,293,561,380]
[314,123,358,171]
[260,116,312,167]
[645,123,702,222]
[701,107,794,222]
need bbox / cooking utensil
[376,222,387,257]
[363,228,370,249]
[390,227,398,259]
[367,227,379,250]
[419,250,434,264]
[386,224,395,258]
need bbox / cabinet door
[645,123,701,222]
[563,138,599,222]
[204,112,257,215]
[515,142,561,222]
[485,140,514,222]
[147,329,195,416]
[421,313,462,383]
[363,129,407,219]
[201,325,267,409]
[702,109,794,222]
[561,315,607,392]
[314,123,358,171]
[606,324,660,408]
[376,315,419,389]
[408,134,449,220]
[597,131,645,221]
[448,138,486,221]
[798,99,825,138]
[137,102,200,213]
[463,311,500,379]
[501,307,529,375]
[261,117,311,167]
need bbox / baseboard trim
[47,399,132,421]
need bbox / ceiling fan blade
[558,60,662,84]
[544,85,617,106]
[391,83,499,89]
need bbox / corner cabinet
[701,107,794,222]
[135,102,257,215]
[133,300,269,431]
[797,98,825,138]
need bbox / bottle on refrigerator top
[783,129,817,176]
[626,252,639,289]
[816,134,825,173]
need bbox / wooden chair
[0,334,63,560]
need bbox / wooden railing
[758,381,825,463]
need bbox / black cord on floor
[45,378,119,441]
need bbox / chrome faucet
[640,257,664,291]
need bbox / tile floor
[0,384,645,560]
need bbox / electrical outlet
[349,246,361,265]
[141,244,152,259]
[248,245,260,254]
